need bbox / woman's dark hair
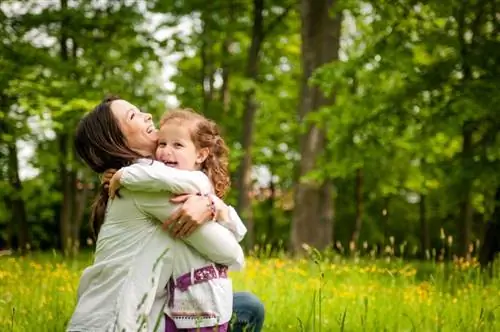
[74,95,144,238]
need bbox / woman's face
[110,99,158,156]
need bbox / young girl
[108,109,243,331]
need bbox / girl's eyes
[157,142,183,148]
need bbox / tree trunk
[479,186,500,269]
[72,178,90,254]
[320,180,335,246]
[291,0,341,253]
[351,168,364,245]
[456,1,476,259]
[3,195,15,249]
[0,101,14,250]
[58,0,75,255]
[200,28,210,114]
[7,138,29,253]
[419,193,430,258]
[3,194,13,250]
[58,132,75,254]
[382,196,390,246]
[266,178,276,244]
[0,95,28,252]
[458,122,473,258]
[220,2,235,114]
[200,12,215,115]
[236,0,265,249]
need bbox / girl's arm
[111,160,211,195]
[211,196,247,243]
[110,161,246,245]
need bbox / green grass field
[1,251,499,331]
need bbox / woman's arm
[111,160,211,195]
[166,194,247,242]
[134,191,245,269]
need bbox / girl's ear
[196,147,209,164]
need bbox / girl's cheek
[155,148,162,160]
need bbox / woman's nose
[143,112,152,122]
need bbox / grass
[1,250,500,331]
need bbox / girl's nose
[163,145,173,155]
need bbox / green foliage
[0,0,165,249]
[1,0,500,255]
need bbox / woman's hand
[164,194,213,238]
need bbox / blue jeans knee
[231,292,265,332]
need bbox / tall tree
[236,0,265,247]
[237,0,296,247]
[291,0,341,253]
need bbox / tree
[291,0,342,253]
[0,0,164,254]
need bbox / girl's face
[155,121,208,170]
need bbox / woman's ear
[196,147,209,164]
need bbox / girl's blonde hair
[160,109,230,198]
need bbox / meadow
[1,250,500,331]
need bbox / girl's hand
[210,195,230,221]
[108,169,123,199]
[101,168,117,190]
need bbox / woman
[69,96,264,331]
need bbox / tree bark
[200,27,210,113]
[320,180,335,246]
[351,168,364,245]
[0,100,13,250]
[200,11,216,115]
[0,95,28,252]
[236,0,265,248]
[479,186,500,269]
[72,178,90,255]
[291,0,341,253]
[382,196,391,248]
[266,178,276,246]
[7,134,29,253]
[419,194,430,258]
[220,2,236,114]
[456,0,477,259]
[458,122,474,258]
[58,132,75,254]
[58,0,76,255]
